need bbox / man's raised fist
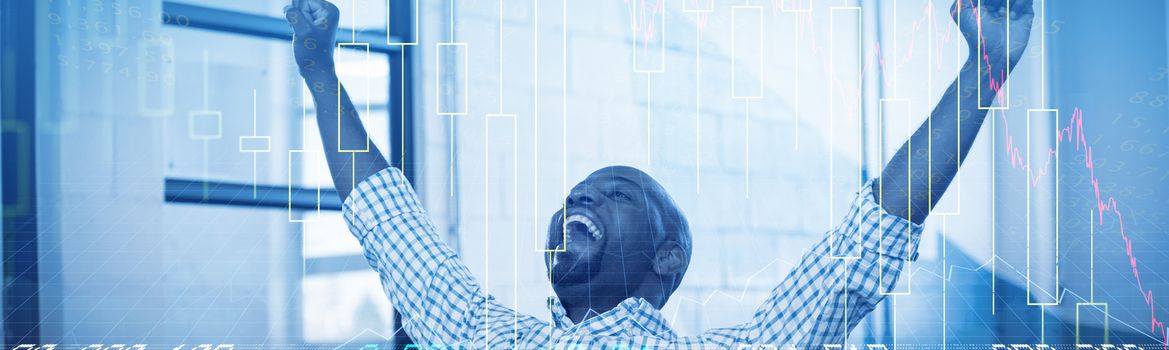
[285,0,341,75]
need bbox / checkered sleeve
[342,168,533,348]
[835,178,923,261]
[697,178,923,347]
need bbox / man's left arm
[700,0,1037,345]
[876,0,1035,224]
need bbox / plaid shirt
[343,167,923,349]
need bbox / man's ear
[652,241,687,276]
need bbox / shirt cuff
[341,167,425,242]
[838,178,924,261]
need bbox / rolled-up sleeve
[343,167,427,239]
[702,178,923,346]
[341,167,493,346]
[836,178,924,261]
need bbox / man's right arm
[343,165,527,347]
[285,1,539,346]
[285,0,387,196]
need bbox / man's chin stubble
[550,253,602,285]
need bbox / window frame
[1,0,40,345]
[159,1,417,345]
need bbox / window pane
[109,204,303,343]
[302,270,394,342]
[162,26,298,185]
[162,25,391,188]
[302,212,363,258]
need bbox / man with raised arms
[284,0,1034,347]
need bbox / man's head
[544,165,691,311]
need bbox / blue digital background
[0,0,1167,347]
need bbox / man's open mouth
[566,214,603,241]
[550,210,606,251]
[548,209,607,282]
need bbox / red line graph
[827,3,1166,342]
[1001,107,1168,345]
[625,0,666,54]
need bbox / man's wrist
[960,55,1014,101]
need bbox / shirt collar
[546,295,573,328]
[546,295,677,338]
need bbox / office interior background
[1,0,1168,347]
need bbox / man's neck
[560,296,622,324]
[558,278,670,324]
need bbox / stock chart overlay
[1,0,1168,349]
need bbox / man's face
[544,166,661,289]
